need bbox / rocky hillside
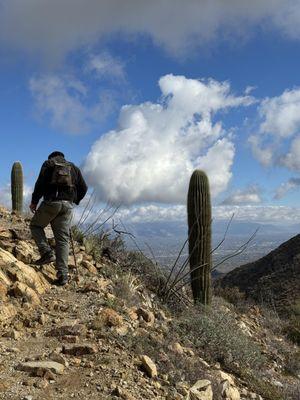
[218,234,300,315]
[0,206,299,400]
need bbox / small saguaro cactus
[11,161,24,214]
[187,169,212,305]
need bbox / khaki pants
[30,200,73,279]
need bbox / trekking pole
[69,228,79,282]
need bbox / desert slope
[0,206,299,399]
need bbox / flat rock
[17,361,65,376]
[46,322,86,337]
[62,343,97,356]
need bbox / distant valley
[123,220,300,274]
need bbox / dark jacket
[31,156,88,205]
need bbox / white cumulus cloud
[259,88,300,138]
[250,87,300,170]
[83,74,254,205]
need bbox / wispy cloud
[221,185,262,205]
[116,204,300,226]
[86,52,125,81]
[83,74,254,205]
[29,75,116,134]
[274,177,300,199]
[214,205,300,226]
[0,183,32,209]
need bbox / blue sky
[2,1,300,225]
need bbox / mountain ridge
[218,234,300,315]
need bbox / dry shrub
[122,329,221,393]
[214,285,246,307]
[238,369,285,400]
[123,251,167,295]
[113,272,142,306]
[172,305,265,371]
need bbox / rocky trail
[0,206,299,400]
[0,277,165,400]
[0,209,168,399]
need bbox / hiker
[29,151,88,286]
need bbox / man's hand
[29,203,37,213]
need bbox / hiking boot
[34,251,55,265]
[53,276,68,286]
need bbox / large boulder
[17,361,65,376]
[0,248,49,294]
[0,248,51,315]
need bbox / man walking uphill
[29,151,88,286]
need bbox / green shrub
[71,225,85,244]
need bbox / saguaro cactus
[11,161,24,214]
[187,170,212,305]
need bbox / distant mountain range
[128,221,300,249]
[124,220,300,271]
[127,219,300,242]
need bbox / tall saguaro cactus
[187,170,212,305]
[11,161,24,214]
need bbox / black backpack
[49,159,74,187]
